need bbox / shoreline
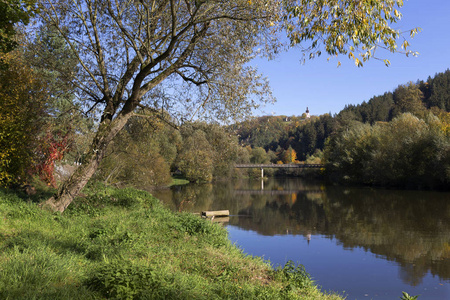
[0,183,344,299]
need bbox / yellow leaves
[410,27,421,38]
[393,9,401,19]
[401,40,409,50]
[285,0,418,66]
[282,147,297,164]
[0,49,48,186]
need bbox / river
[152,177,450,300]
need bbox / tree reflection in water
[152,177,450,286]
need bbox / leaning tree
[35,0,418,212]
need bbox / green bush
[275,261,313,291]
[87,261,156,299]
[177,212,213,235]
[325,113,450,189]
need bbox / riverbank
[0,183,343,299]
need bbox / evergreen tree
[428,69,450,111]
[391,82,425,118]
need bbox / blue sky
[252,0,450,117]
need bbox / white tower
[305,107,310,119]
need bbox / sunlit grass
[170,175,190,186]
[0,184,344,299]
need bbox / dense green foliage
[0,185,343,299]
[95,119,248,185]
[0,0,35,58]
[325,113,450,189]
[95,115,178,187]
[25,24,92,158]
[0,25,91,187]
[178,123,245,182]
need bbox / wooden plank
[201,210,230,217]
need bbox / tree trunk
[40,113,131,212]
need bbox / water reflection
[152,177,450,288]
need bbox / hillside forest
[230,69,450,189]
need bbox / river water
[152,177,450,300]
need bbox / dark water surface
[152,177,450,299]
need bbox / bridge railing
[235,163,324,169]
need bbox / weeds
[400,291,420,300]
[88,260,156,299]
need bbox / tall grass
[0,184,343,299]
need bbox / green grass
[0,183,344,299]
[170,177,190,186]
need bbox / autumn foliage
[0,51,47,186]
[34,131,71,187]
[0,50,70,187]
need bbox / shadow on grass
[1,183,56,204]
[3,228,88,257]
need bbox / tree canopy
[0,50,48,186]
[0,0,35,64]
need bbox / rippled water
[152,177,450,299]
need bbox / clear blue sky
[252,0,450,117]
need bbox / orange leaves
[282,146,297,164]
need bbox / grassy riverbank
[0,183,343,299]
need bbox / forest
[230,69,450,189]
[2,42,449,189]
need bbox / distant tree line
[229,113,336,162]
[233,70,450,159]
[338,69,450,123]
[231,69,450,188]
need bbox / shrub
[87,261,156,299]
[274,261,313,291]
[325,113,450,189]
[177,212,213,235]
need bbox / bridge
[235,164,324,169]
